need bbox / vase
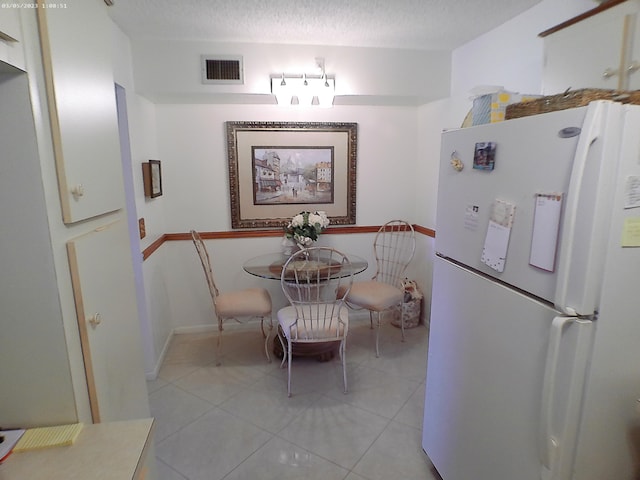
[280,236,297,257]
[296,238,316,251]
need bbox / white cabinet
[0,49,149,429]
[0,66,77,429]
[0,8,25,70]
[0,2,150,430]
[0,8,21,41]
[36,0,124,223]
[67,220,150,423]
[543,1,640,94]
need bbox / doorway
[115,83,155,377]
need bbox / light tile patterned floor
[148,318,442,480]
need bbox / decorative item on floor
[391,279,423,329]
[284,210,329,250]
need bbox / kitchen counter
[0,418,155,480]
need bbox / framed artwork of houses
[226,121,357,229]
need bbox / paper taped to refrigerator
[624,176,640,209]
[489,199,516,228]
[622,217,640,247]
[529,193,563,271]
[481,199,515,272]
[464,204,480,231]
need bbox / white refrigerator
[422,100,640,480]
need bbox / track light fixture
[271,60,335,107]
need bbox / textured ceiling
[107,0,545,50]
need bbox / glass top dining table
[242,251,369,280]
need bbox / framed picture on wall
[142,160,163,198]
[226,121,358,229]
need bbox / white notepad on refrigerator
[481,199,516,273]
[529,193,563,272]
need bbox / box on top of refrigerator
[472,90,541,125]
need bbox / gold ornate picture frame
[226,121,357,229]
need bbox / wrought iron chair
[339,220,416,357]
[190,230,273,365]
[277,247,353,397]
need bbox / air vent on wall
[201,55,244,84]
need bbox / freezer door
[435,107,587,304]
[423,257,592,480]
[554,101,624,316]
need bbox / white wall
[415,97,471,228]
[163,228,433,332]
[156,103,419,231]
[131,40,451,106]
[154,103,422,332]
[451,0,597,97]
[110,23,169,375]
[111,24,165,252]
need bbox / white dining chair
[277,247,353,397]
[190,230,273,365]
[338,220,416,357]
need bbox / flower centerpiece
[284,210,330,248]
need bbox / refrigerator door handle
[540,316,593,480]
[540,316,572,475]
[554,102,605,316]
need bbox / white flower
[317,211,330,228]
[291,214,304,227]
[308,212,322,227]
[284,210,330,245]
[294,233,314,246]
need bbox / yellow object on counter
[13,423,83,452]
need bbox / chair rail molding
[142,224,435,261]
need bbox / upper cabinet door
[0,8,26,70]
[542,2,638,94]
[628,12,640,89]
[37,0,124,223]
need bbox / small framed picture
[473,142,496,171]
[142,160,163,198]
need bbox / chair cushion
[216,288,272,317]
[341,281,404,311]
[277,305,348,341]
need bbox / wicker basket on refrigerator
[506,88,640,120]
